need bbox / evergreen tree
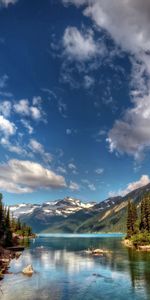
[4,208,13,247]
[140,193,150,232]
[0,192,33,249]
[127,200,132,238]
[127,199,138,238]
[0,194,5,245]
[132,203,138,234]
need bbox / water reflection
[128,248,150,298]
[0,235,149,300]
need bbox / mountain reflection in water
[1,234,150,300]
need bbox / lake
[1,233,150,300]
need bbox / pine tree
[127,199,137,238]
[132,203,138,234]
[4,208,13,247]
[0,194,5,245]
[140,193,150,232]
[127,200,132,238]
[140,195,146,231]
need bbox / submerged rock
[22,265,34,276]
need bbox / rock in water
[22,265,34,276]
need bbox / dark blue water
[1,234,150,300]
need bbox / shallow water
[1,233,150,300]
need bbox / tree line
[0,194,33,247]
[127,192,150,244]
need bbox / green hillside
[42,183,150,233]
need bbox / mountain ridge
[9,183,150,233]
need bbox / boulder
[85,248,111,256]
[22,265,34,276]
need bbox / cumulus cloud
[0,97,44,121]
[13,99,42,120]
[0,115,16,136]
[0,101,12,117]
[29,139,52,163]
[69,180,80,191]
[63,27,98,61]
[109,175,150,197]
[63,0,150,61]
[63,0,150,159]
[107,93,150,160]
[1,138,25,155]
[0,159,67,194]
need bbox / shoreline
[0,247,21,280]
[123,239,150,251]
[0,234,35,280]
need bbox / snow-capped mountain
[9,197,96,219]
[8,196,122,233]
[9,183,150,233]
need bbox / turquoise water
[1,233,150,300]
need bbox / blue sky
[0,0,150,205]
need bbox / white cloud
[57,166,67,174]
[63,0,150,160]
[109,175,150,197]
[64,0,150,61]
[63,26,98,61]
[68,163,76,170]
[107,92,150,160]
[32,96,42,106]
[30,106,41,120]
[13,99,42,120]
[0,159,67,194]
[29,139,52,163]
[0,101,12,117]
[1,138,25,155]
[81,179,96,191]
[95,168,104,175]
[69,180,80,191]
[14,99,30,115]
[0,0,18,7]
[21,119,33,134]
[0,98,44,121]
[0,115,16,136]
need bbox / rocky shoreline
[0,234,35,280]
[0,247,21,280]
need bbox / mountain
[9,183,150,233]
[77,183,150,233]
[9,197,96,232]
